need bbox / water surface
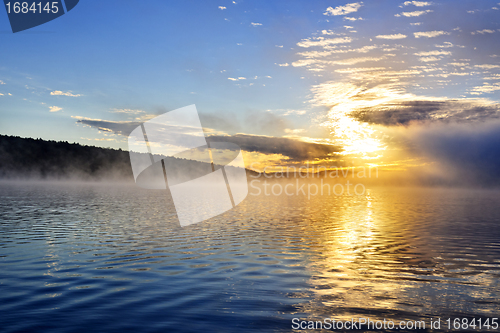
[2,182,500,332]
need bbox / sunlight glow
[312,82,436,159]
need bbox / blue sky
[1,0,500,173]
[0,0,322,144]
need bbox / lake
[2,181,500,332]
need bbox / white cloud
[291,59,318,67]
[435,42,454,48]
[403,1,433,6]
[376,33,407,39]
[470,82,500,94]
[275,45,283,48]
[228,77,247,81]
[399,10,433,17]
[298,45,378,58]
[218,6,226,10]
[334,67,386,73]
[251,22,262,26]
[324,2,363,16]
[330,56,385,65]
[418,56,441,62]
[277,63,290,67]
[111,108,145,114]
[49,106,62,112]
[321,30,344,35]
[344,16,363,21]
[471,29,495,35]
[414,50,451,56]
[297,36,352,48]
[448,62,469,66]
[414,30,450,38]
[475,64,500,69]
[50,90,81,97]
[410,22,422,25]
[483,74,500,79]
[0,80,5,85]
[285,128,306,134]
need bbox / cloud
[474,64,500,69]
[418,56,441,62]
[344,16,363,21]
[218,6,226,10]
[434,42,454,48]
[298,45,378,58]
[50,90,81,97]
[321,30,345,35]
[49,106,63,112]
[206,134,341,162]
[403,1,433,6]
[228,77,247,80]
[291,56,385,69]
[414,30,450,38]
[250,22,262,26]
[398,10,433,17]
[291,55,386,71]
[329,56,385,66]
[296,37,352,48]
[334,67,387,74]
[471,29,495,35]
[324,2,363,16]
[0,80,5,85]
[284,128,306,134]
[277,63,290,67]
[414,50,452,56]
[350,99,500,125]
[111,108,145,114]
[376,33,407,39]
[73,115,340,162]
[74,117,146,136]
[470,83,500,95]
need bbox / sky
[1,0,500,182]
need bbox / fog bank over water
[2,134,500,189]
